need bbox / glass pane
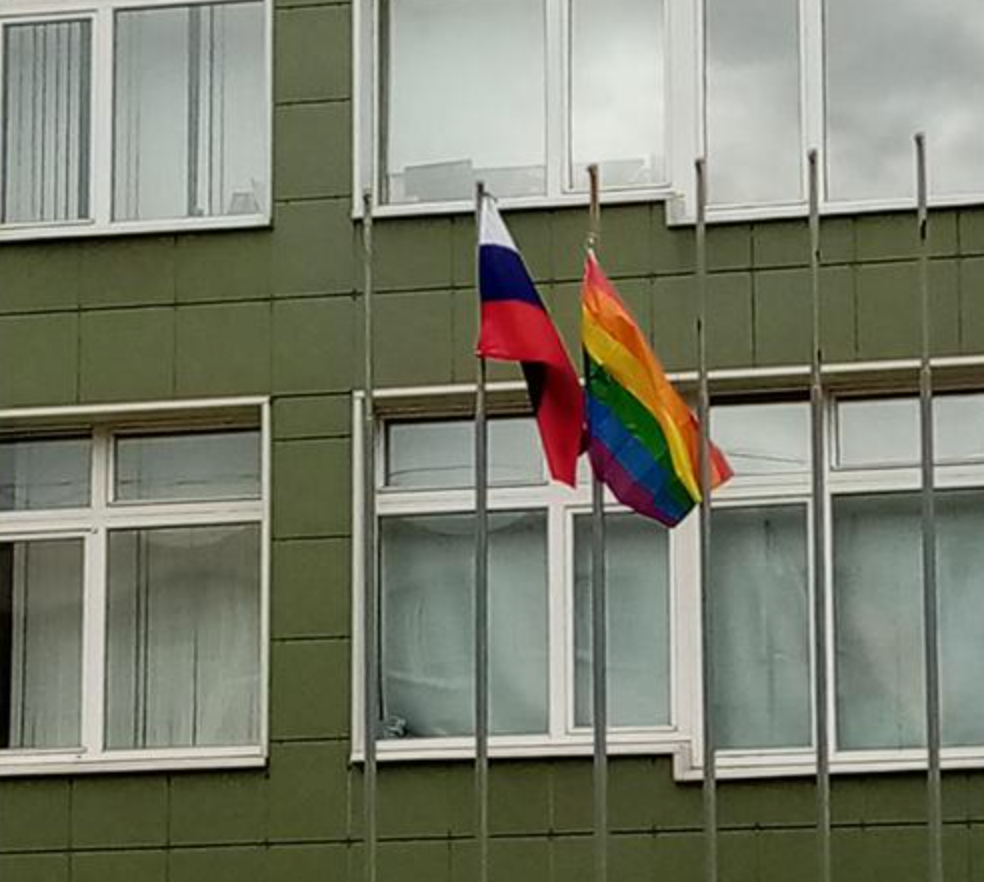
[0,539,84,750]
[838,395,984,468]
[711,505,810,749]
[574,514,670,728]
[711,402,810,475]
[826,0,984,201]
[385,418,542,489]
[706,0,801,205]
[114,430,261,502]
[570,0,665,190]
[2,20,91,224]
[383,0,546,203]
[0,438,90,511]
[835,491,984,751]
[937,492,984,747]
[106,524,261,749]
[113,2,267,221]
[380,511,548,737]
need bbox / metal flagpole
[361,188,379,882]
[807,149,832,882]
[587,162,609,882]
[694,157,717,882]
[474,180,491,882]
[915,132,944,882]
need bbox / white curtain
[2,20,91,223]
[113,1,266,221]
[106,524,261,749]
[573,513,671,728]
[380,511,548,737]
[835,491,984,750]
[3,540,84,749]
[710,505,811,749]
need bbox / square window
[0,407,266,774]
[0,0,269,238]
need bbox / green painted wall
[3,0,984,878]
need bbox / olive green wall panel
[0,243,80,314]
[71,850,167,882]
[0,313,78,407]
[175,232,272,304]
[272,537,352,639]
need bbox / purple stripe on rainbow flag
[587,437,679,527]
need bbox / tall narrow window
[573,513,671,728]
[1,20,91,224]
[834,491,984,751]
[570,0,666,190]
[113,1,267,221]
[382,0,546,204]
[706,0,801,205]
[0,539,84,750]
[710,505,811,749]
[825,0,984,201]
[105,524,261,749]
[380,511,549,738]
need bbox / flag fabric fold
[581,251,732,525]
[477,197,584,486]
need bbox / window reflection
[826,0,984,201]
[706,0,801,205]
[570,0,666,190]
[383,0,546,203]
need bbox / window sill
[353,736,984,782]
[353,187,676,221]
[353,731,685,764]
[353,187,984,226]
[0,746,266,777]
[0,213,271,244]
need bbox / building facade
[1,0,984,879]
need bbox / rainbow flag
[581,252,732,526]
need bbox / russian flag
[477,197,584,487]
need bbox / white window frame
[352,0,700,220]
[353,357,984,780]
[0,0,273,243]
[0,396,270,777]
[354,0,984,223]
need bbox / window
[359,384,984,776]
[0,0,270,240]
[360,0,683,209]
[0,402,268,775]
[358,0,984,218]
[366,410,689,757]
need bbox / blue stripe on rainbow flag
[586,395,693,524]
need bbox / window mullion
[547,501,568,739]
[544,0,565,199]
[90,7,113,226]
[80,430,111,758]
